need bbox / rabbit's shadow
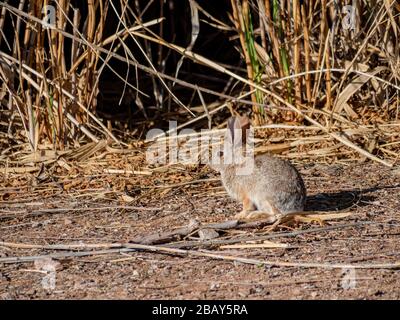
[304,185,399,212]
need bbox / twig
[0,248,136,263]
[1,241,399,270]
[0,205,161,220]
[130,219,201,245]
[164,221,380,249]
[129,218,275,245]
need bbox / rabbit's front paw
[234,210,251,220]
[242,211,277,223]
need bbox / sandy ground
[1,159,400,299]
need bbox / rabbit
[210,115,306,222]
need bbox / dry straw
[0,0,399,166]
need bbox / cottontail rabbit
[211,115,306,222]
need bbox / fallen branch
[0,248,135,263]
[0,205,161,221]
[163,221,379,249]
[129,219,201,245]
[129,211,353,246]
[129,218,276,245]
[0,241,399,270]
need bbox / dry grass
[0,1,398,163]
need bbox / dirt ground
[1,155,400,300]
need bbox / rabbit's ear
[238,116,250,144]
[238,116,250,131]
[227,116,247,145]
[238,115,250,128]
[227,117,237,143]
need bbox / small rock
[132,270,139,279]
[130,213,139,220]
[198,228,219,240]
[209,283,219,291]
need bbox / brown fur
[211,116,306,221]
